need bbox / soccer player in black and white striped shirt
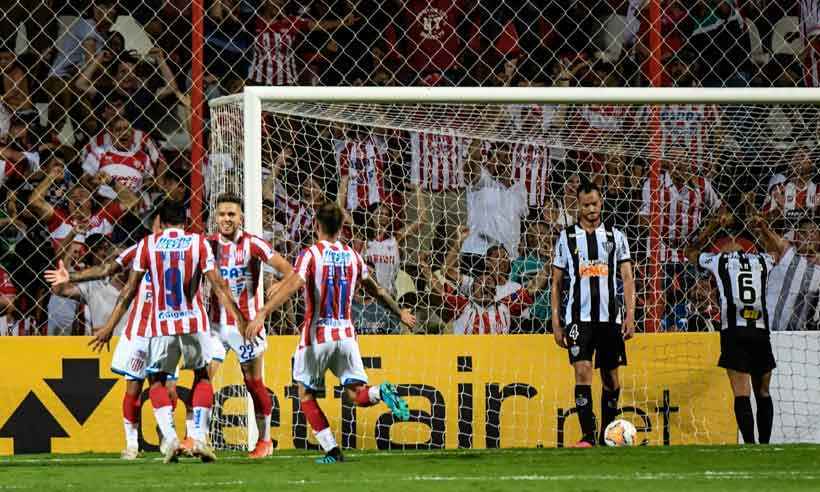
[685,213,776,444]
[551,180,636,447]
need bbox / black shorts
[718,329,776,376]
[566,322,627,370]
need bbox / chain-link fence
[0,1,818,336]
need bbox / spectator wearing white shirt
[49,235,127,336]
[461,140,528,262]
[43,0,117,139]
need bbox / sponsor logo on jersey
[579,261,609,278]
[220,266,249,279]
[742,309,761,321]
[324,250,352,265]
[155,236,193,251]
[157,309,197,321]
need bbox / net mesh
[0,0,817,451]
[206,96,820,448]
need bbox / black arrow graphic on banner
[44,359,118,425]
[0,391,68,454]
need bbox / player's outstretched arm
[245,272,304,341]
[361,276,416,330]
[206,269,247,331]
[89,269,142,352]
[45,259,123,286]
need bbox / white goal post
[205,87,820,449]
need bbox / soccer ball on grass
[603,419,637,447]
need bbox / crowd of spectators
[0,0,818,336]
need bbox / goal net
[206,87,820,449]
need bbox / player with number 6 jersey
[686,213,777,446]
[207,193,295,458]
[245,202,417,464]
[90,203,245,464]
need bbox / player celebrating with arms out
[208,193,295,458]
[90,203,246,463]
[685,213,776,445]
[551,179,636,447]
[245,202,416,464]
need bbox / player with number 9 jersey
[134,228,214,337]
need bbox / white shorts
[209,329,227,363]
[214,324,267,364]
[111,334,150,381]
[146,332,212,376]
[292,338,368,391]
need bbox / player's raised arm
[684,211,733,265]
[89,269,142,352]
[246,271,305,341]
[749,213,789,260]
[361,276,416,330]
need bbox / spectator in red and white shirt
[28,158,141,251]
[81,115,161,204]
[764,146,818,238]
[422,255,548,335]
[0,265,16,336]
[335,131,389,213]
[800,0,820,86]
[639,152,723,327]
[248,0,358,86]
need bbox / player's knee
[574,362,593,384]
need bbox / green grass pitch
[2,445,819,491]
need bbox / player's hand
[622,316,635,341]
[553,324,567,348]
[717,211,734,229]
[44,260,70,286]
[399,309,416,330]
[88,325,113,353]
[244,317,265,343]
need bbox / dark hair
[85,233,110,253]
[576,177,602,198]
[216,192,243,211]
[159,201,187,226]
[316,202,344,236]
[485,244,507,259]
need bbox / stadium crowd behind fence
[0,0,818,337]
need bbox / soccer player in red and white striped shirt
[245,202,416,464]
[0,265,16,336]
[208,193,294,458]
[248,0,358,86]
[640,104,720,174]
[45,213,173,460]
[90,203,244,464]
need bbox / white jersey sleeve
[553,231,569,271]
[698,252,720,273]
